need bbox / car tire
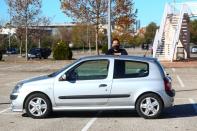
[25,93,52,119]
[136,93,163,119]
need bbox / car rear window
[114,60,149,79]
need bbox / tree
[57,27,72,43]
[6,0,42,60]
[113,0,137,32]
[144,22,158,44]
[32,17,51,48]
[60,0,137,54]
[72,24,95,50]
[189,20,197,44]
[61,0,107,55]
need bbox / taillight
[164,77,175,97]
[164,77,172,91]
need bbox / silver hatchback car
[10,55,175,119]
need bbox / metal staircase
[153,2,197,61]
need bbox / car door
[54,59,113,107]
[109,59,149,107]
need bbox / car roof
[80,55,157,62]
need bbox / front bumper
[10,94,24,112]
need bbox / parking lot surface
[0,59,197,131]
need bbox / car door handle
[99,84,107,88]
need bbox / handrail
[153,29,159,57]
[170,5,186,61]
[152,3,170,58]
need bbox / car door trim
[58,94,130,99]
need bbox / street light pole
[9,2,11,49]
[25,0,28,61]
[107,0,111,50]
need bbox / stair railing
[153,3,170,58]
[170,4,187,61]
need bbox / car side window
[69,60,109,80]
[114,60,149,79]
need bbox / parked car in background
[28,48,51,59]
[0,51,2,60]
[6,48,18,54]
[191,46,197,53]
[10,55,175,119]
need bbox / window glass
[114,60,149,78]
[72,60,109,80]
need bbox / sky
[0,0,196,27]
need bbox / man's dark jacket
[106,48,128,55]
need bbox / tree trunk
[95,23,100,55]
[20,40,22,56]
[38,38,41,48]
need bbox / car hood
[19,75,51,85]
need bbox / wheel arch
[134,91,164,109]
[23,91,52,109]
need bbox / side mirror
[59,74,67,81]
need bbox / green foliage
[71,24,95,49]
[133,35,145,46]
[190,20,197,44]
[53,41,72,60]
[144,22,158,44]
[102,44,108,54]
[41,36,53,48]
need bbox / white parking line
[172,68,176,73]
[81,111,102,131]
[0,107,11,114]
[176,75,185,88]
[81,117,98,131]
[189,98,197,114]
[1,112,21,115]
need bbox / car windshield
[48,59,80,77]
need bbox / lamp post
[107,0,111,50]
[25,0,28,60]
[8,1,11,49]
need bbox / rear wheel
[25,93,52,119]
[136,93,163,119]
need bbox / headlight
[12,83,23,93]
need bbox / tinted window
[70,60,109,80]
[114,60,149,79]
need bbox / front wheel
[136,93,163,119]
[25,93,52,119]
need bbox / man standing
[106,38,128,55]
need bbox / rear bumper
[166,89,175,97]
[160,90,175,108]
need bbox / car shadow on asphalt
[0,102,10,105]
[161,103,197,119]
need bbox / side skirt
[53,106,135,111]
